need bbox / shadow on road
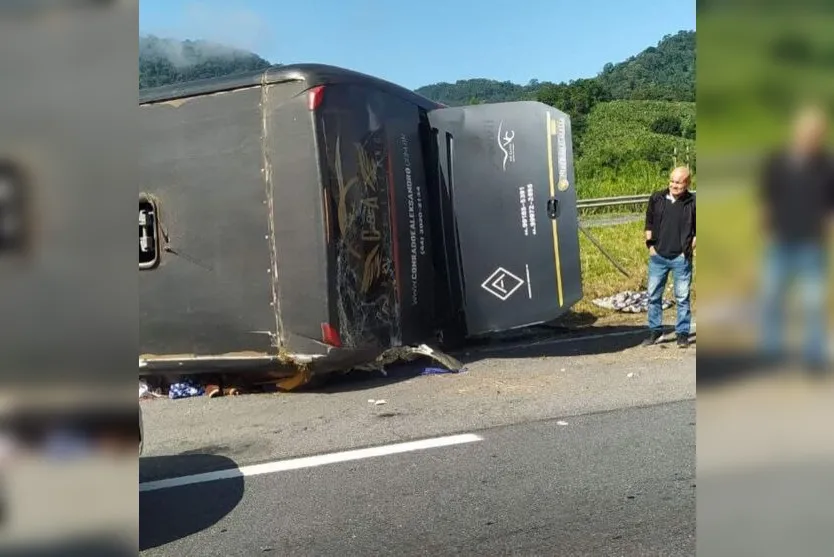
[696,349,829,390]
[458,324,659,361]
[140,453,243,552]
[300,323,674,394]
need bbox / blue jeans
[647,253,693,335]
[759,241,828,366]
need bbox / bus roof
[139,63,443,109]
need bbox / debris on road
[557,420,569,426]
[627,372,636,378]
[421,366,466,376]
[353,344,464,376]
[592,290,673,313]
[371,400,388,406]
[168,379,205,400]
[139,381,164,400]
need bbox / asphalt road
[140,329,696,556]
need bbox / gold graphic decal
[332,134,386,295]
[334,136,359,257]
[546,112,564,307]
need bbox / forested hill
[138,31,696,199]
[139,35,272,90]
[414,30,695,106]
[139,30,694,101]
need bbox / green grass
[576,100,696,199]
[573,220,697,320]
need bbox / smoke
[139,35,260,68]
[140,1,272,63]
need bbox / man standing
[759,105,834,373]
[642,166,696,348]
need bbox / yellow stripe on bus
[546,112,564,307]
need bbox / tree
[536,78,610,155]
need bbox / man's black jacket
[644,189,696,259]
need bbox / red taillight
[321,323,342,347]
[308,85,325,111]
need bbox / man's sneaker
[677,334,690,348]
[641,331,663,347]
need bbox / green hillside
[597,31,695,102]
[139,31,696,198]
[577,101,696,198]
[414,79,536,107]
[139,35,271,89]
[412,31,696,197]
[414,31,695,106]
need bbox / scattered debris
[592,290,673,313]
[627,372,635,378]
[275,368,313,392]
[557,420,569,426]
[139,381,164,400]
[421,366,466,376]
[374,400,387,406]
[353,344,464,375]
[168,380,204,400]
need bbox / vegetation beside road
[572,220,697,323]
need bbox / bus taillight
[321,323,342,347]
[308,86,325,111]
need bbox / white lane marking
[139,434,483,493]
[470,323,697,356]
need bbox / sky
[139,0,695,89]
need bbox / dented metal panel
[318,84,401,350]
[139,86,278,356]
[316,84,438,351]
[263,80,332,353]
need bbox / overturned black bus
[139,63,582,380]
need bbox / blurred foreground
[0,1,137,555]
[699,2,834,556]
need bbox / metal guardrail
[577,194,649,209]
[577,191,696,209]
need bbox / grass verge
[560,219,698,327]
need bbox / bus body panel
[139,86,279,357]
[316,83,437,350]
[265,81,333,353]
[428,101,583,336]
